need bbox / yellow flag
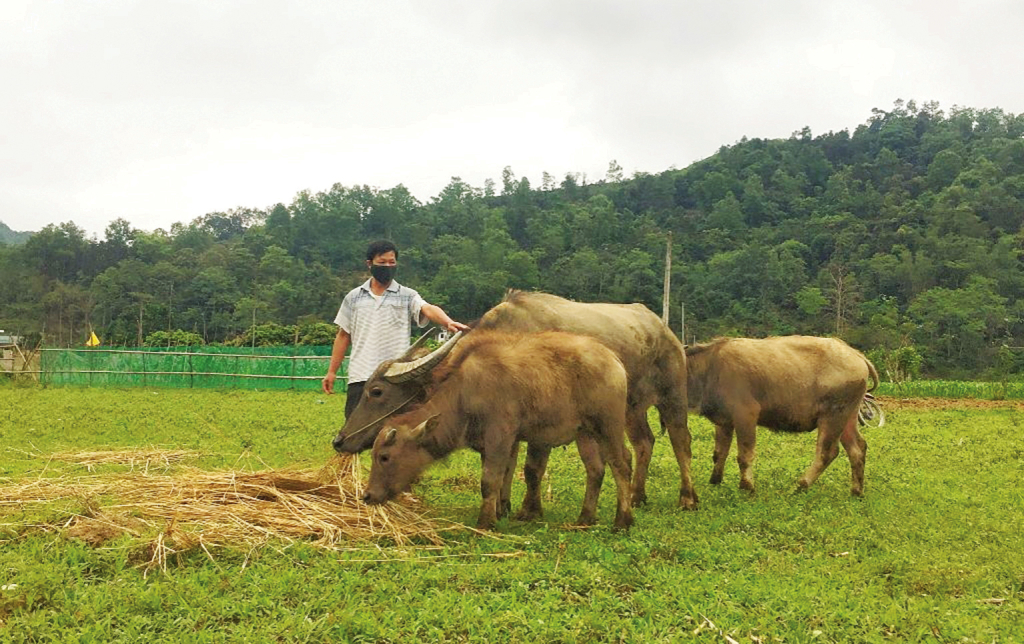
[86,331,101,347]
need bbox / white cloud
[2,0,1023,237]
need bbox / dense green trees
[2,101,1022,377]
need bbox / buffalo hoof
[739,480,756,494]
[709,473,723,485]
[573,514,597,527]
[513,507,542,522]
[678,492,699,511]
[850,487,864,498]
[476,515,497,531]
[612,512,634,532]
[630,491,648,507]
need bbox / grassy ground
[1,384,1022,643]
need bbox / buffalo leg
[710,422,734,485]
[574,434,606,526]
[497,442,520,519]
[658,398,699,510]
[515,444,550,521]
[797,417,845,491]
[624,404,653,506]
[839,417,868,496]
[735,422,757,493]
[477,433,516,530]
[600,431,635,531]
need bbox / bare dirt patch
[876,395,1024,412]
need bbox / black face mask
[370,264,396,284]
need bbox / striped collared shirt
[334,279,428,384]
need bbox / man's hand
[421,303,470,334]
[322,372,336,395]
[447,320,470,333]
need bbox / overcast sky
[2,0,1022,238]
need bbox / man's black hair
[366,240,398,262]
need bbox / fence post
[142,351,147,388]
[189,348,194,389]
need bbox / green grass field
[1,384,1022,643]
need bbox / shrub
[868,345,923,395]
[298,322,338,346]
[227,323,298,347]
[143,330,205,347]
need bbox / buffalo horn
[383,331,464,383]
[396,327,439,362]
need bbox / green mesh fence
[39,347,346,391]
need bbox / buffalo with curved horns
[333,290,697,512]
[362,329,635,531]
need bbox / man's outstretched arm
[420,303,469,333]
[322,328,351,394]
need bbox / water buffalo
[684,335,880,496]
[334,290,696,511]
[361,329,635,531]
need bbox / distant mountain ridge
[0,221,32,245]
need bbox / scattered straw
[0,451,464,572]
[33,447,201,472]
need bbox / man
[322,240,469,419]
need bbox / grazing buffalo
[335,290,696,511]
[361,329,635,531]
[684,336,880,496]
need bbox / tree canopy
[2,100,1022,378]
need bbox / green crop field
[1,384,1022,643]
[876,380,1024,400]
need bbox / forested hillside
[0,222,31,245]
[2,100,1022,378]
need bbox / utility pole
[680,302,686,344]
[137,299,144,347]
[662,232,672,326]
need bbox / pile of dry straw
[0,449,456,569]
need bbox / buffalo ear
[382,427,398,447]
[410,414,441,441]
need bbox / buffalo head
[331,331,462,453]
[361,415,440,504]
